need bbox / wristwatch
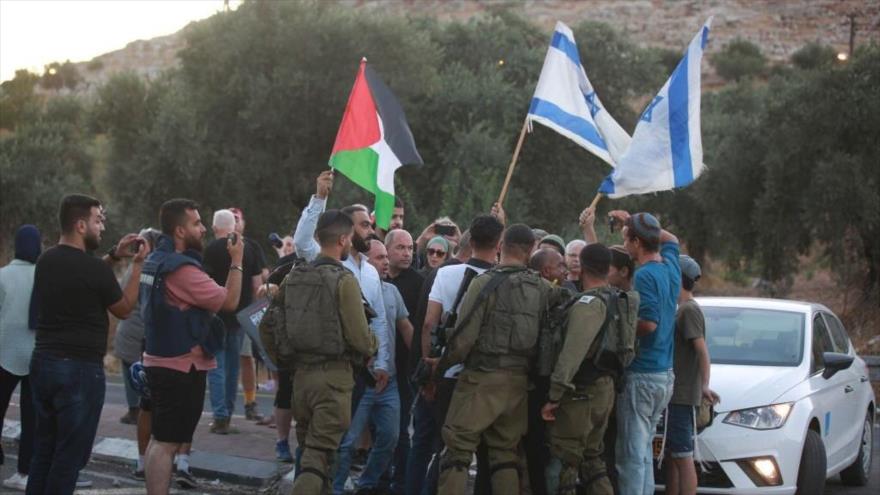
[106,245,121,262]
[230,264,244,273]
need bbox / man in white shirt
[292,171,391,388]
[406,214,504,495]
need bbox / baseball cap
[540,234,566,253]
[679,255,702,282]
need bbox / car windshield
[703,306,805,366]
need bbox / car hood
[709,364,806,412]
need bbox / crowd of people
[0,171,720,495]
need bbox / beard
[184,233,203,253]
[351,234,370,254]
[84,231,101,252]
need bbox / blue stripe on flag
[598,174,616,194]
[550,31,582,68]
[529,98,608,151]
[668,53,693,188]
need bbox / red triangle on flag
[331,60,381,155]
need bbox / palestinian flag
[330,59,423,229]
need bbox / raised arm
[292,172,333,262]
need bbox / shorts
[145,366,206,444]
[274,368,293,409]
[666,403,696,458]
[240,334,253,357]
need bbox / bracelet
[230,264,244,273]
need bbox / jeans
[615,370,674,495]
[121,360,139,409]
[405,394,439,495]
[26,353,105,495]
[0,365,35,475]
[208,328,243,419]
[333,377,400,494]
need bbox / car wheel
[839,412,872,486]
[795,429,826,495]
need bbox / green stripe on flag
[330,148,396,229]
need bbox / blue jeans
[615,370,674,495]
[208,328,243,420]
[121,360,139,409]
[26,353,105,495]
[405,394,439,495]
[333,377,400,494]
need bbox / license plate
[652,436,663,459]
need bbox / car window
[822,313,850,354]
[703,307,804,366]
[811,314,833,374]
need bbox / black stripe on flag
[364,65,423,167]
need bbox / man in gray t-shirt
[666,255,720,495]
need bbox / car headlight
[723,403,793,430]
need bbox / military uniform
[545,288,615,495]
[435,265,565,495]
[260,256,377,494]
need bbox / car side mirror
[822,352,854,379]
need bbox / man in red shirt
[141,199,244,495]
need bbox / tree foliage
[711,38,767,82]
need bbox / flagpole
[497,118,530,206]
[588,192,602,210]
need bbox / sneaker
[76,476,93,488]
[244,401,264,421]
[175,469,198,489]
[119,407,139,425]
[276,439,294,463]
[209,417,239,435]
[2,472,28,491]
[131,468,145,481]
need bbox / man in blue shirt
[608,210,681,495]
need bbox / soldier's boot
[578,456,613,495]
[437,457,470,495]
[489,461,520,494]
[292,447,332,495]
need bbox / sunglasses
[427,248,447,257]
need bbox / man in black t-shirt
[202,209,262,433]
[28,194,148,495]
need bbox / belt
[295,360,352,371]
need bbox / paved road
[825,426,880,494]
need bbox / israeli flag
[599,18,712,198]
[528,22,631,167]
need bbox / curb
[2,419,284,488]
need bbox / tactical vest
[571,287,638,387]
[283,258,350,362]
[571,288,614,386]
[141,235,215,358]
[467,266,547,372]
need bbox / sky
[0,0,242,82]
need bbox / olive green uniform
[435,265,565,495]
[260,256,377,494]
[545,289,614,495]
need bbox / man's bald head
[529,248,567,284]
[385,228,414,273]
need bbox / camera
[227,233,239,245]
[434,224,456,237]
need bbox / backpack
[589,289,639,377]
[535,288,639,380]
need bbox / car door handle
[844,385,855,393]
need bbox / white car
[654,297,875,494]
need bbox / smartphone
[129,239,145,254]
[227,233,239,245]
[268,232,283,249]
[435,224,456,237]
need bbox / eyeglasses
[427,249,447,257]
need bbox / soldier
[433,224,565,495]
[259,210,377,494]
[541,244,621,495]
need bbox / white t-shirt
[427,262,490,377]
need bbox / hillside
[52,0,879,93]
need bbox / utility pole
[848,12,856,57]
